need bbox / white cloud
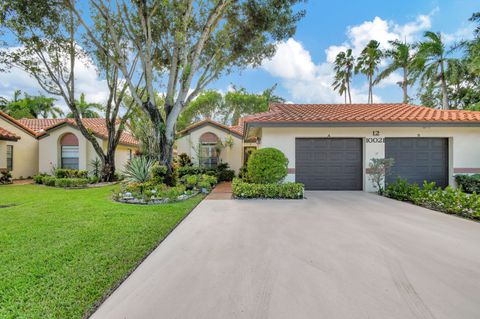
[262,38,316,80]
[442,26,475,44]
[261,11,437,103]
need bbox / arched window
[60,133,79,170]
[199,132,219,168]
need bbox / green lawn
[0,184,204,319]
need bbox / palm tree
[0,90,62,118]
[374,40,414,104]
[332,49,355,104]
[67,93,104,118]
[355,40,383,104]
[414,31,452,110]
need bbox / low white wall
[260,126,480,192]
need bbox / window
[60,133,79,170]
[199,132,219,168]
[6,145,13,171]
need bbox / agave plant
[123,156,155,183]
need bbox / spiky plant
[123,156,155,183]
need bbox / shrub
[90,158,102,178]
[42,176,56,187]
[54,178,89,188]
[123,156,154,183]
[150,163,168,184]
[185,175,199,189]
[455,174,480,194]
[55,169,88,179]
[201,174,217,186]
[177,153,192,167]
[215,162,235,182]
[0,171,13,184]
[232,178,304,199]
[33,173,48,184]
[177,166,206,177]
[384,178,480,219]
[247,148,288,184]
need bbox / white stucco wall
[0,117,38,179]
[39,126,136,174]
[176,125,243,172]
[259,126,480,192]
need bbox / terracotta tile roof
[0,111,39,137]
[19,118,139,147]
[179,118,243,137]
[243,103,480,124]
[0,127,20,141]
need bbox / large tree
[414,31,452,110]
[332,48,354,104]
[65,0,304,183]
[355,40,382,104]
[0,1,135,181]
[374,40,415,104]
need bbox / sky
[0,0,478,108]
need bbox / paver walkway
[206,181,232,200]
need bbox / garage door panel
[386,138,448,188]
[296,138,363,190]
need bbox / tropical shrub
[455,174,480,194]
[247,148,288,184]
[232,178,304,199]
[177,166,207,177]
[33,173,48,184]
[150,163,168,184]
[124,156,154,183]
[90,158,102,178]
[384,178,480,219]
[42,176,56,187]
[177,153,192,167]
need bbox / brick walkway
[206,182,232,200]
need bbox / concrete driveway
[91,192,480,319]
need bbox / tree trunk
[347,79,352,104]
[102,152,116,182]
[160,129,176,186]
[440,62,449,110]
[369,75,373,104]
[402,65,408,104]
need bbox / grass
[0,184,204,318]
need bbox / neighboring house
[242,103,480,192]
[0,111,138,179]
[176,119,257,173]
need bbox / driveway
[91,192,480,319]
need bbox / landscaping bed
[233,147,304,199]
[384,178,480,219]
[0,184,204,318]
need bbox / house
[243,103,480,192]
[176,118,257,173]
[0,111,138,179]
[178,103,480,192]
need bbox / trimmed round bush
[247,148,288,184]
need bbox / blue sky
[0,0,478,106]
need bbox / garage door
[385,138,448,188]
[295,138,363,190]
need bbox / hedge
[232,178,304,199]
[455,174,480,194]
[35,175,89,188]
[385,178,480,219]
[55,169,88,179]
